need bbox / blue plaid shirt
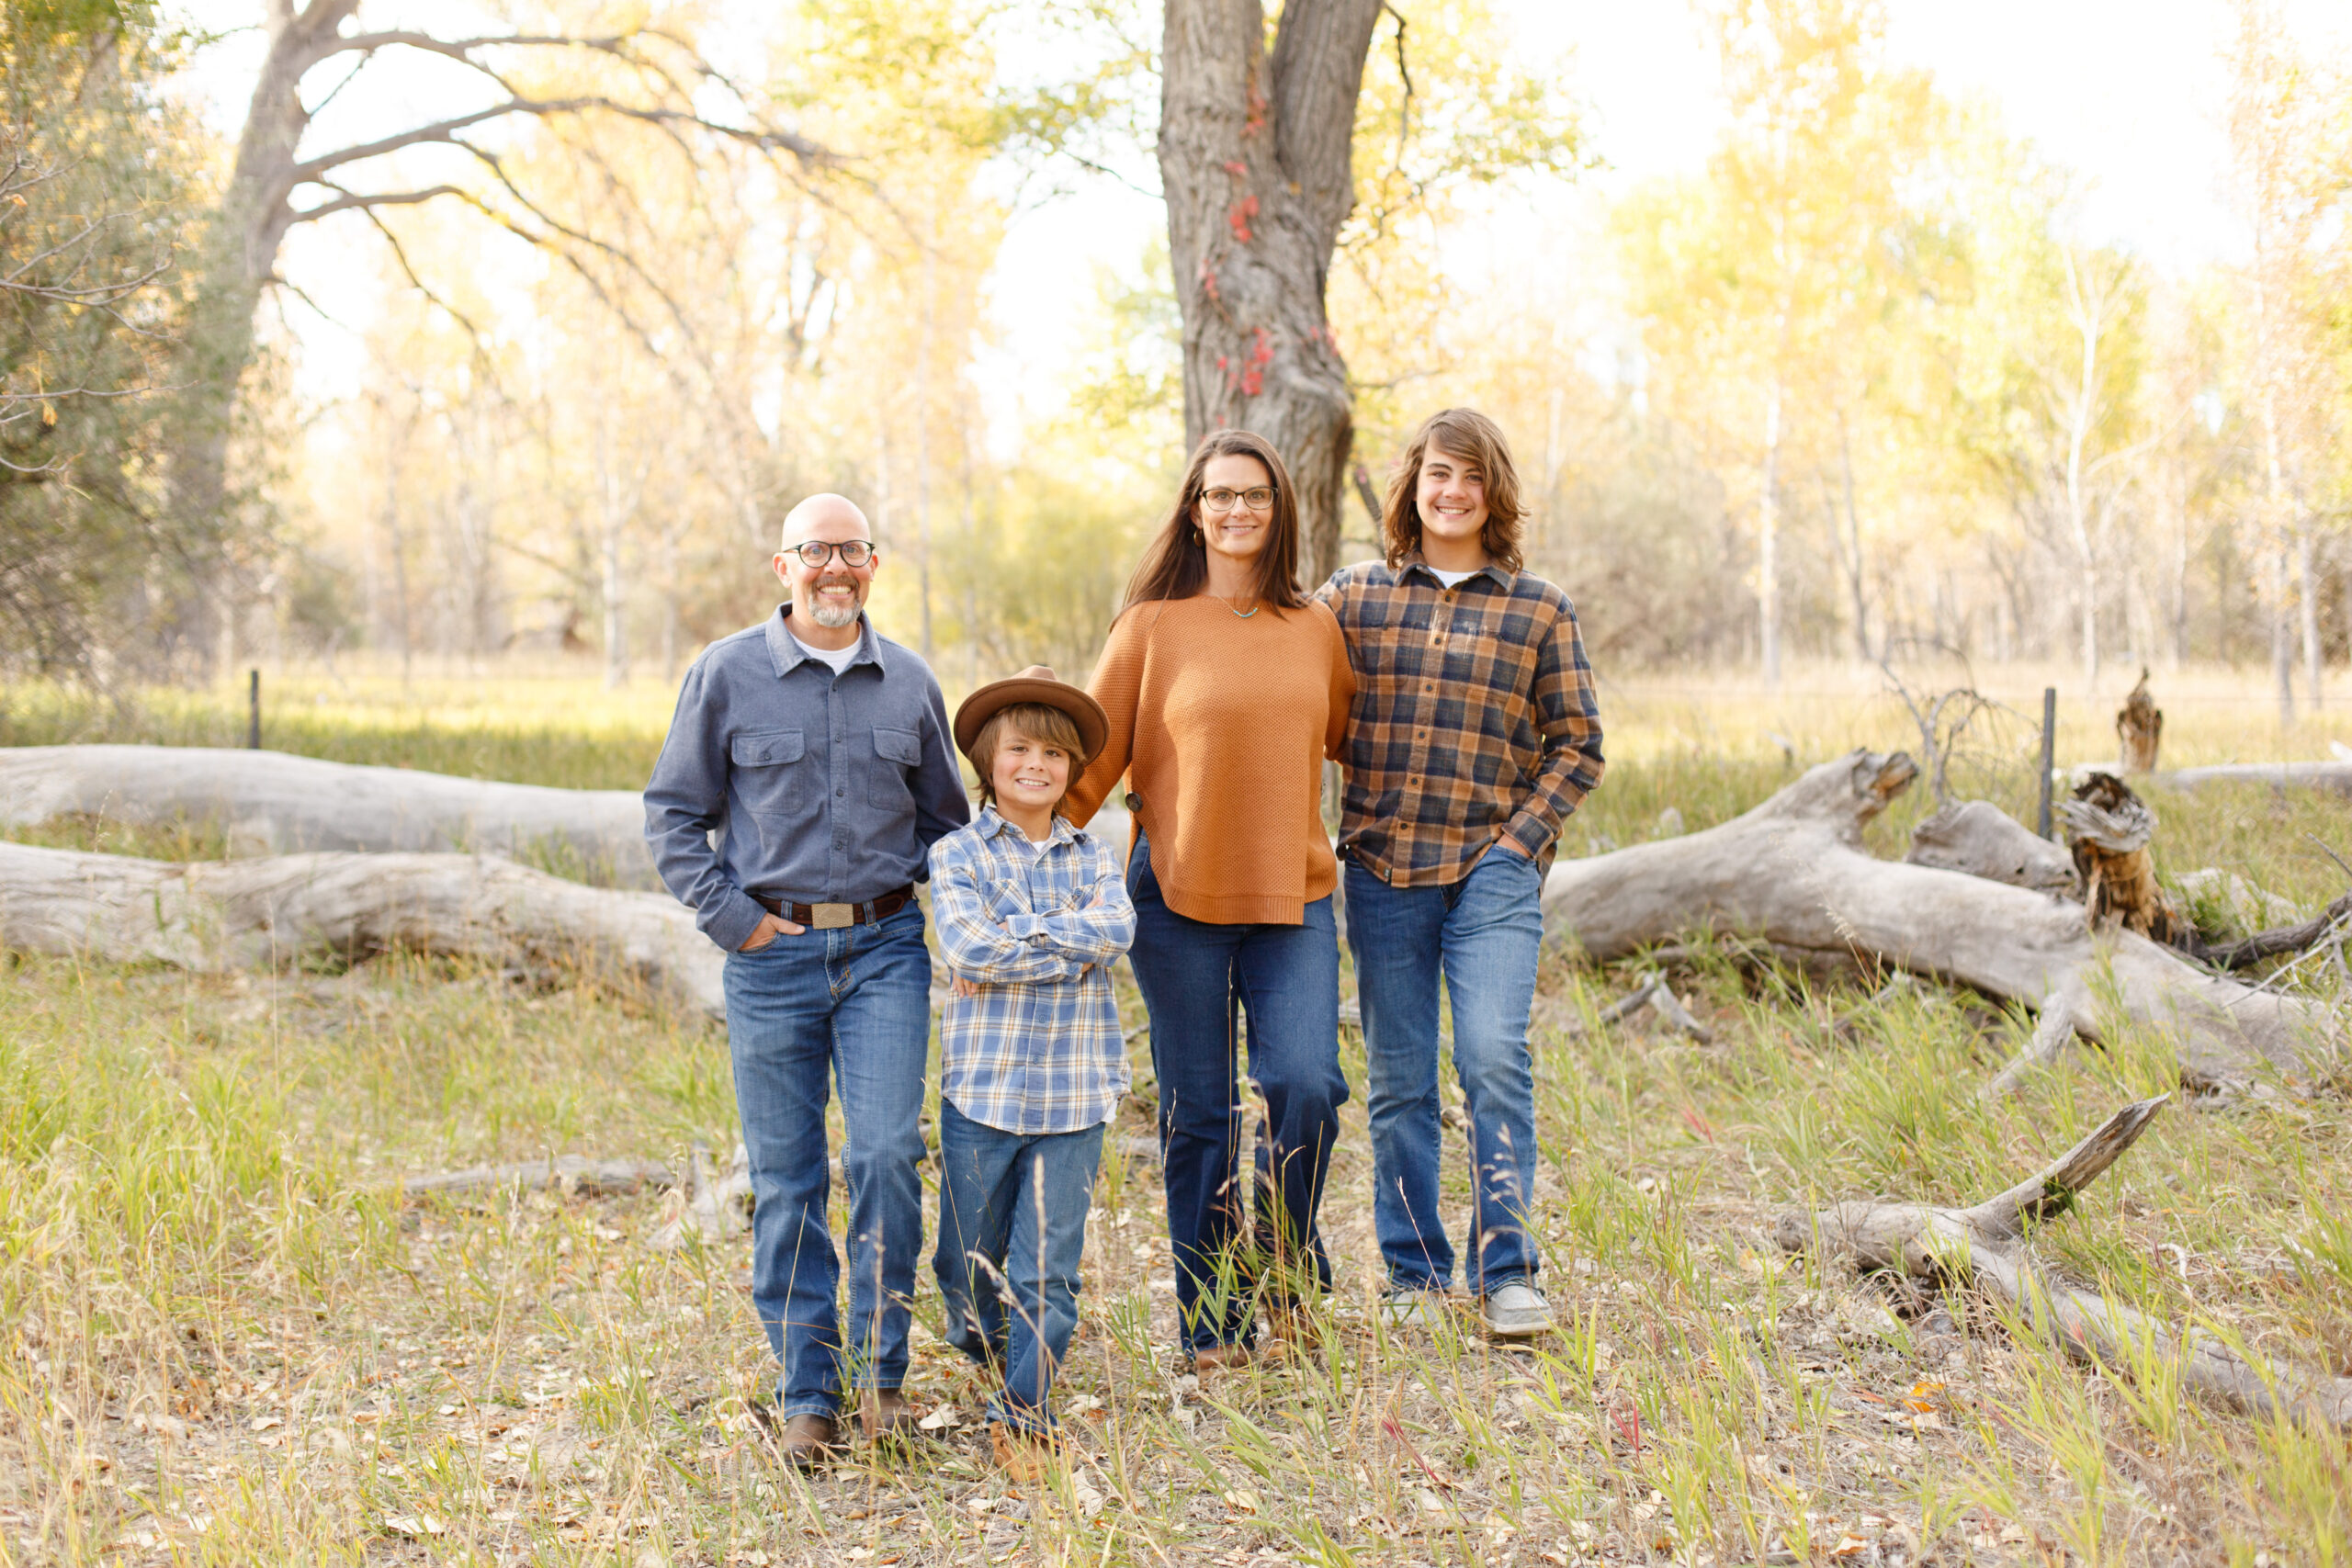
[930,808,1136,1134]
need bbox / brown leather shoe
[860,1388,920,1445]
[1190,1341,1253,1374]
[752,1408,839,1470]
[991,1421,1060,1483]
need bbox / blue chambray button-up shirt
[644,605,971,953]
[930,807,1136,1135]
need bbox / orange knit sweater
[1067,596,1355,925]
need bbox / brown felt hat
[953,665,1111,768]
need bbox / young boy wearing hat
[930,665,1136,1478]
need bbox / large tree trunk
[1541,750,2336,1089]
[166,1,357,671]
[0,746,658,888]
[1160,0,1382,585]
[0,841,724,1016]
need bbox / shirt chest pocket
[872,726,922,768]
[730,729,807,818]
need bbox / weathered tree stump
[2116,668,2163,773]
[2060,772,2187,944]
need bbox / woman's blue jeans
[1342,845,1545,1296]
[1127,833,1348,1352]
[932,1100,1104,1436]
[721,903,932,1422]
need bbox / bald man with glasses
[645,494,969,1466]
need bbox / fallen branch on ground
[0,840,724,1016]
[0,745,658,887]
[1541,750,2337,1090]
[396,1156,676,1199]
[1778,1097,2352,1428]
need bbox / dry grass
[2,661,2348,1566]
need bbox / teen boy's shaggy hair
[969,701,1087,810]
[1379,408,1526,575]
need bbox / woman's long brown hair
[1117,429,1310,616]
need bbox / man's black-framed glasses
[787,539,876,570]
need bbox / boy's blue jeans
[722,904,932,1422]
[1127,833,1347,1352]
[933,1100,1104,1437]
[1342,845,1545,1296]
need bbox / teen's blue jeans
[722,903,932,1422]
[1127,832,1348,1353]
[1343,845,1545,1295]
[932,1100,1104,1437]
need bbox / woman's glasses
[1200,487,1275,514]
[786,539,876,569]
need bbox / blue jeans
[932,1100,1104,1437]
[1127,833,1348,1352]
[1344,846,1544,1295]
[722,903,932,1421]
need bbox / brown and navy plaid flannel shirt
[1316,556,1605,886]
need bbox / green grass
[3,662,2349,1565]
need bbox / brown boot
[1190,1341,1254,1375]
[990,1422,1060,1483]
[756,1410,838,1470]
[860,1388,920,1446]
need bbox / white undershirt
[790,630,859,674]
[1430,568,1479,588]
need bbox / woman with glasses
[1065,430,1356,1372]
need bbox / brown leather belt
[755,886,915,930]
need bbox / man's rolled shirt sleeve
[644,658,769,953]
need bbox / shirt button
[836,787,845,796]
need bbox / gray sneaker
[1479,1282,1554,1338]
[1379,1290,1452,1329]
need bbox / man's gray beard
[806,600,860,628]
[804,585,862,628]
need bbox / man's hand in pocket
[740,910,805,951]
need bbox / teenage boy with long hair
[1317,409,1606,1337]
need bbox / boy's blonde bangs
[972,702,1086,807]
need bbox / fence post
[2037,685,2057,840]
[247,669,261,750]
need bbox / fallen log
[0,746,658,887]
[2152,761,2352,796]
[396,1156,677,1200]
[0,840,724,1017]
[1778,1097,2352,1428]
[1540,750,2337,1089]
[1904,800,2076,894]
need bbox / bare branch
[288,95,834,189]
[284,183,468,228]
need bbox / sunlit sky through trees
[165,0,2348,449]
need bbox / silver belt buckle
[809,902,854,930]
